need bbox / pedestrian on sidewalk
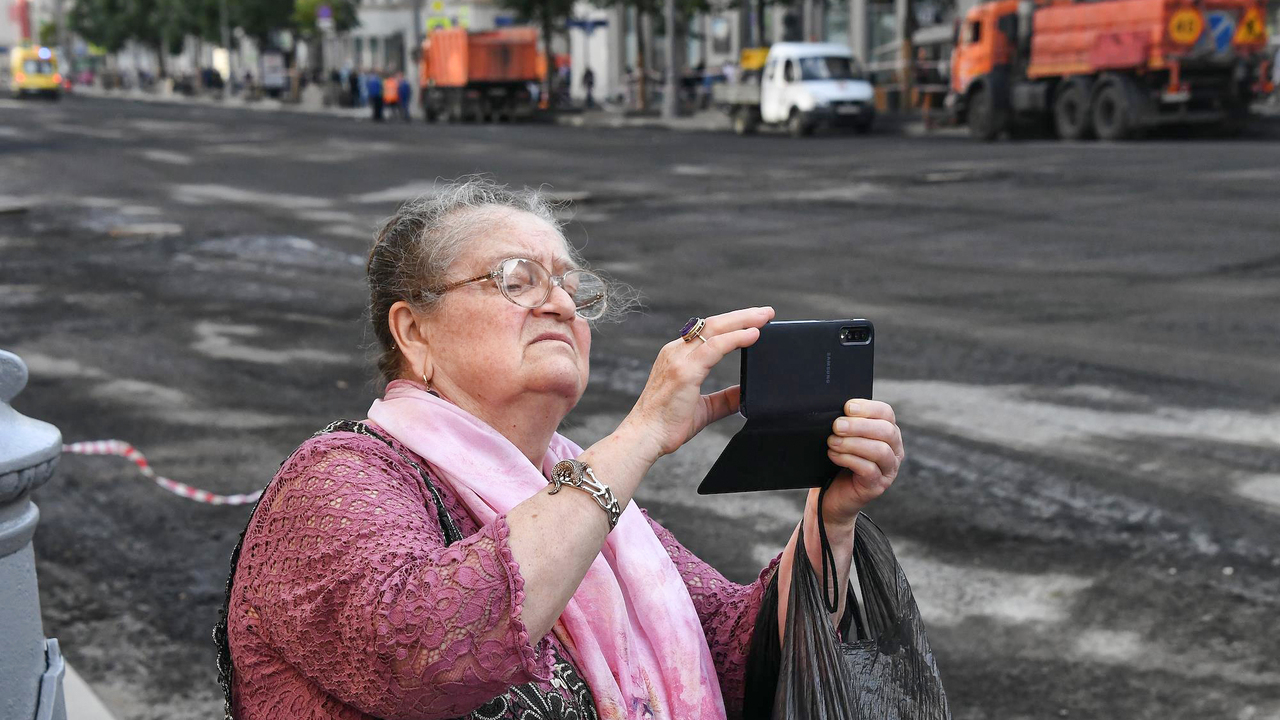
[398,73,412,122]
[366,71,385,121]
[583,67,596,108]
[348,67,362,108]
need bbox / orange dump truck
[419,27,541,122]
[948,0,1272,140]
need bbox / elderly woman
[218,179,904,720]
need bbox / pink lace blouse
[227,427,780,720]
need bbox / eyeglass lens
[499,259,607,319]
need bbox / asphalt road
[2,95,1278,720]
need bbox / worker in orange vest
[383,72,401,120]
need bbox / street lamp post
[662,0,678,118]
[0,350,67,720]
[220,0,236,84]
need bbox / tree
[70,0,131,54]
[39,21,59,46]
[495,0,575,108]
[231,0,294,56]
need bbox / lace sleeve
[237,433,555,720]
[642,509,781,720]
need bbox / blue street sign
[1206,11,1235,53]
[566,18,609,36]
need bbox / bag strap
[816,478,841,615]
[214,419,463,720]
[321,419,464,544]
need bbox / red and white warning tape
[62,440,262,506]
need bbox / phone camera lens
[840,326,871,345]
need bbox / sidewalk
[71,84,1280,138]
[75,84,368,121]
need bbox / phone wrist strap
[817,477,841,615]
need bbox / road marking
[1235,475,1280,510]
[349,181,442,204]
[47,123,126,140]
[192,321,352,365]
[172,183,329,210]
[10,351,107,379]
[895,540,1095,626]
[108,222,184,238]
[139,149,194,165]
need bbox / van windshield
[23,60,56,74]
[798,56,862,81]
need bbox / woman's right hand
[621,306,775,461]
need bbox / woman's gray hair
[367,176,635,388]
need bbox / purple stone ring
[680,317,708,343]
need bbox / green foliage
[231,0,294,45]
[38,21,59,47]
[70,0,130,53]
[496,0,576,30]
[72,0,362,55]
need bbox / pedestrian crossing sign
[1233,7,1266,44]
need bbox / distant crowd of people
[329,68,413,122]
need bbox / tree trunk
[154,41,168,79]
[755,0,766,46]
[636,10,648,111]
[194,36,204,91]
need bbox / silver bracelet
[549,459,622,530]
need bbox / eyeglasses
[435,257,609,320]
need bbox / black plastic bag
[769,514,951,720]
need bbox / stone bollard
[0,350,67,720]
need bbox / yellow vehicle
[5,46,64,99]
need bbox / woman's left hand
[823,399,905,526]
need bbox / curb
[64,662,117,720]
[73,86,369,121]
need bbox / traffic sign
[1167,8,1203,44]
[1233,7,1266,44]
[1206,11,1235,52]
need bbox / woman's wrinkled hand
[622,306,775,461]
[821,399,904,526]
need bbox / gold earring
[421,372,430,389]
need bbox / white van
[714,43,876,137]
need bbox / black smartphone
[698,319,875,495]
[741,319,875,420]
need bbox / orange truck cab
[947,0,1270,140]
[418,27,540,122]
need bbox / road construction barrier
[62,440,262,506]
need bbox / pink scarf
[367,381,727,720]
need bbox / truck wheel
[1092,82,1132,141]
[967,86,1005,141]
[787,109,811,138]
[1053,82,1093,140]
[732,108,759,135]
